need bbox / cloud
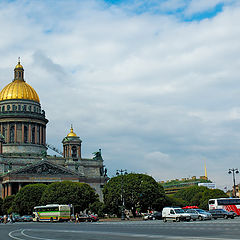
[0,0,240,189]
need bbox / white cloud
[0,0,240,188]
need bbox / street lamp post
[228,168,239,197]
[116,169,128,220]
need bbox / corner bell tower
[62,126,82,162]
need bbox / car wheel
[50,217,53,223]
[231,216,234,219]
[176,217,180,222]
[163,218,167,222]
[224,215,228,219]
[199,216,203,221]
[214,217,217,220]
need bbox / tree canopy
[174,185,228,209]
[13,184,47,215]
[2,195,15,214]
[103,173,166,216]
[40,181,98,213]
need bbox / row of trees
[0,182,98,215]
[0,173,228,216]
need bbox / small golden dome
[67,127,77,137]
[15,57,23,69]
[0,80,40,103]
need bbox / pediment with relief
[8,160,79,176]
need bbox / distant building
[198,182,216,189]
[160,176,212,195]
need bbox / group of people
[2,214,14,224]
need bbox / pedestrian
[9,214,13,224]
[3,215,7,224]
[75,213,79,224]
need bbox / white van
[162,207,191,222]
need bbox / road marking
[8,228,238,240]
[21,230,56,240]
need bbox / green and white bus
[33,204,71,222]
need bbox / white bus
[33,204,71,222]
[209,198,240,215]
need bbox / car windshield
[175,209,184,213]
[196,209,205,213]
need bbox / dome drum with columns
[0,60,108,201]
[0,60,48,155]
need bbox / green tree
[174,185,228,210]
[2,195,15,214]
[13,184,47,215]
[40,181,98,213]
[89,201,105,217]
[103,173,166,216]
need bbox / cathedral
[0,60,108,200]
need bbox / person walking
[3,215,7,224]
[75,213,79,224]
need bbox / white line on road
[7,228,239,240]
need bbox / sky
[0,0,240,190]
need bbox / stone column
[43,127,46,145]
[40,125,42,145]
[28,124,31,143]
[5,184,8,198]
[78,146,81,159]
[8,183,12,196]
[22,123,24,143]
[0,123,2,135]
[7,123,10,143]
[69,145,72,157]
[14,123,17,143]
[35,125,37,144]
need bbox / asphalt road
[1,218,240,240]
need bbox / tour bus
[209,198,240,215]
[33,204,71,222]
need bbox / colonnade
[0,122,46,145]
[1,183,22,198]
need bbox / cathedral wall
[3,144,46,154]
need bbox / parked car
[186,209,212,221]
[229,211,237,217]
[208,209,235,219]
[143,213,152,220]
[184,209,198,221]
[21,215,33,222]
[143,212,162,220]
[151,212,162,220]
[162,207,191,222]
[89,214,99,222]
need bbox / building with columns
[0,60,108,200]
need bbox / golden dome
[67,127,77,137]
[15,57,23,69]
[0,80,40,103]
[0,60,40,103]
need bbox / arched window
[24,126,28,143]
[32,126,35,144]
[2,106,5,112]
[10,126,15,143]
[72,146,77,159]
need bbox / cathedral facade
[0,60,108,200]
